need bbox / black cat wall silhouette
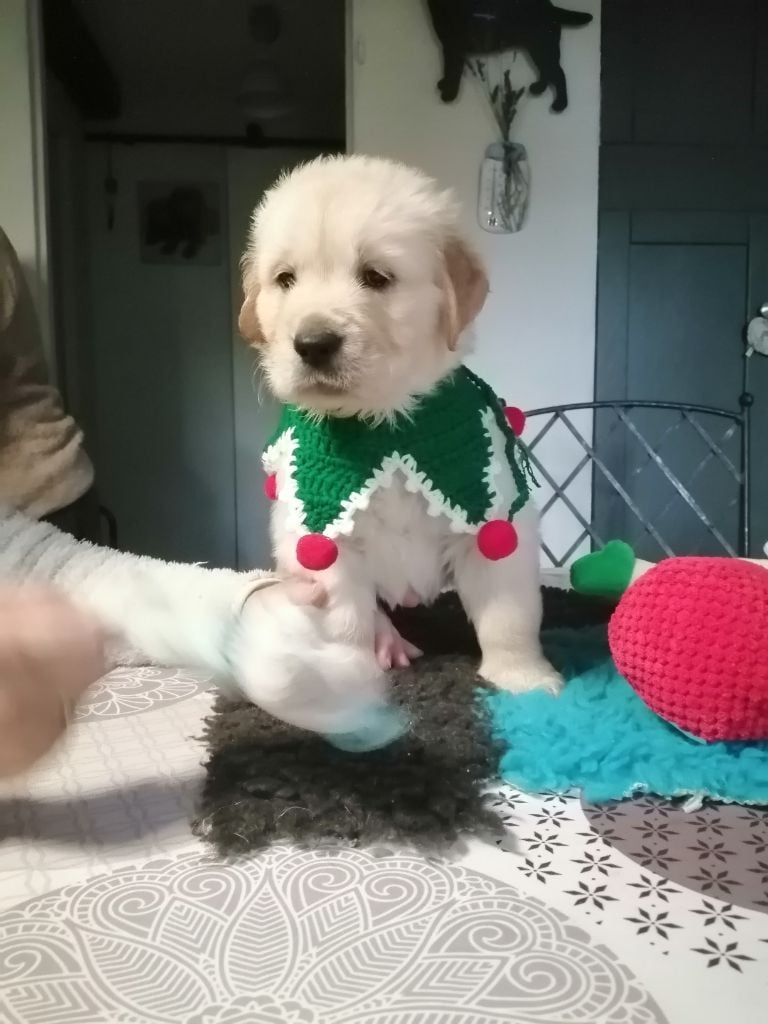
[427,0,592,112]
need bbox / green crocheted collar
[264,367,536,549]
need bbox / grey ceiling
[72,0,346,140]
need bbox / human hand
[0,588,106,777]
[230,577,399,744]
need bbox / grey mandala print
[0,848,668,1023]
[76,665,212,721]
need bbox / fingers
[0,678,69,777]
[243,575,329,613]
[283,578,328,608]
[0,588,107,777]
[0,589,106,700]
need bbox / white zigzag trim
[263,427,305,533]
[263,417,517,540]
[324,452,475,539]
[480,406,518,519]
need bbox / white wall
[348,0,601,563]
[348,0,600,408]
[0,0,53,370]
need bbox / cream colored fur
[241,155,561,693]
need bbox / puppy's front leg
[451,508,562,694]
[373,608,423,670]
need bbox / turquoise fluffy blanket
[484,628,768,804]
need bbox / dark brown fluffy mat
[196,589,614,853]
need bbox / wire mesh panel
[525,401,747,567]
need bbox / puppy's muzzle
[293,329,343,370]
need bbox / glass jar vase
[477,141,530,234]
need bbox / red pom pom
[477,520,518,560]
[264,473,278,501]
[296,534,338,571]
[504,406,526,437]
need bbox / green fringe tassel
[461,366,539,518]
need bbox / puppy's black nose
[293,330,343,369]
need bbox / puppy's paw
[374,611,422,670]
[479,650,563,695]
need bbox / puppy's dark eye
[360,267,393,290]
[275,270,296,290]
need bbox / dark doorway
[595,0,768,558]
[43,0,345,567]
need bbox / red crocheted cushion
[608,558,768,742]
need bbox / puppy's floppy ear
[439,238,489,350]
[238,265,265,346]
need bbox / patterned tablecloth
[0,664,766,1023]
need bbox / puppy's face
[239,156,488,417]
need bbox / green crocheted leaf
[570,540,637,598]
